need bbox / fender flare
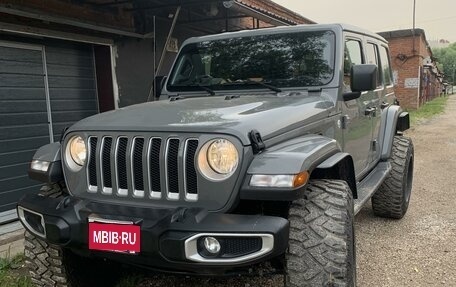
[313,152,357,198]
[28,143,63,184]
[379,105,409,160]
[241,135,342,200]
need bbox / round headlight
[207,139,238,174]
[68,136,87,166]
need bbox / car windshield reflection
[167,30,336,93]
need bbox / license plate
[88,221,140,254]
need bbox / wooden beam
[0,0,136,34]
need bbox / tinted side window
[344,39,363,91]
[379,46,393,86]
[366,43,381,87]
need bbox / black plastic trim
[17,193,289,275]
[397,112,410,132]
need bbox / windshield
[167,30,335,93]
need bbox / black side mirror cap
[351,64,378,92]
[343,91,361,101]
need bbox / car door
[342,36,374,178]
[364,41,383,165]
[370,44,396,164]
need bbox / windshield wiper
[238,79,282,93]
[196,84,216,96]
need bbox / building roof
[236,0,315,25]
[378,28,432,57]
[378,28,426,40]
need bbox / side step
[354,162,391,215]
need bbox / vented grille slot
[166,138,180,200]
[184,139,199,201]
[88,137,98,190]
[101,137,113,193]
[84,134,201,202]
[132,138,145,197]
[149,138,162,198]
[116,137,129,194]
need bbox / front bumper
[17,193,289,275]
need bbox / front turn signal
[293,171,309,188]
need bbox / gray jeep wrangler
[18,24,413,287]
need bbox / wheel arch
[241,135,359,200]
[379,105,411,160]
[311,152,358,199]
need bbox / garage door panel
[0,163,30,181]
[0,74,44,88]
[48,76,95,89]
[51,99,97,112]
[0,125,49,140]
[0,176,40,196]
[0,87,47,100]
[0,112,48,127]
[0,40,98,214]
[0,149,36,166]
[47,64,94,78]
[0,136,49,154]
[46,50,94,67]
[49,88,97,101]
[0,46,42,63]
[0,100,47,114]
[0,185,42,210]
[0,60,44,75]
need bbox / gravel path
[356,95,456,286]
[138,96,456,287]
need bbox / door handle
[381,102,389,110]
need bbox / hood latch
[249,129,265,154]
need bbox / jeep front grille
[87,136,199,201]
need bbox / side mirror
[154,76,167,99]
[351,64,378,92]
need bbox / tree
[433,43,456,84]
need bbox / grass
[407,96,449,126]
[0,253,32,287]
[0,252,145,287]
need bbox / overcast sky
[273,0,456,42]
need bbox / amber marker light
[250,171,309,188]
[293,171,309,188]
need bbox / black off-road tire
[25,231,123,287]
[24,184,122,287]
[25,231,69,287]
[285,180,355,287]
[372,136,414,219]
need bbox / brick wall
[388,37,420,109]
[386,33,438,110]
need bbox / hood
[68,93,336,145]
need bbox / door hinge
[249,129,266,154]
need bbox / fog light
[203,237,221,254]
